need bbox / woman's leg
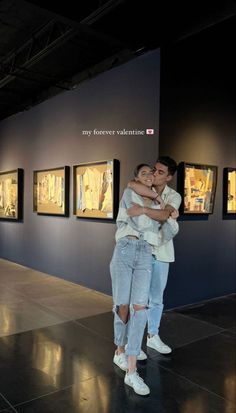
[110,239,134,356]
[124,240,152,395]
[125,240,152,371]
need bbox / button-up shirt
[153,185,181,262]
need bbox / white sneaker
[147,335,172,354]
[125,345,147,361]
[137,349,147,361]
[113,352,128,371]
[124,370,150,395]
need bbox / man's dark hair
[134,163,151,177]
[156,156,178,176]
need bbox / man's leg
[147,257,171,353]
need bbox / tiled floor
[0,258,235,412]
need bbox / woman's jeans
[110,237,152,356]
[147,257,169,335]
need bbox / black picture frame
[73,159,119,220]
[223,167,236,215]
[33,166,69,216]
[178,162,217,214]
[0,168,23,220]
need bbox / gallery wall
[159,16,236,308]
[0,16,235,309]
[0,49,160,294]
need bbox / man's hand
[127,203,143,217]
[170,209,179,219]
[155,194,165,209]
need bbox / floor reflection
[32,331,63,387]
[181,394,209,413]
[0,304,14,336]
[71,375,110,413]
[224,373,236,405]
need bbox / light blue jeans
[147,257,169,335]
[110,237,152,356]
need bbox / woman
[110,164,178,396]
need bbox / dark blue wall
[1,15,235,310]
[0,49,160,294]
[159,17,236,308]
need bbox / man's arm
[118,189,161,232]
[128,181,158,200]
[164,204,176,213]
[127,203,170,222]
[143,206,170,222]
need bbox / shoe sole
[124,379,150,396]
[146,342,172,354]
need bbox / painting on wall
[178,162,217,214]
[223,168,236,215]
[0,169,23,220]
[33,166,69,216]
[73,159,119,219]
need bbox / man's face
[152,162,172,186]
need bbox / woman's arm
[128,181,158,200]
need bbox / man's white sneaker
[124,370,150,395]
[113,352,128,371]
[125,345,147,361]
[147,335,172,354]
[137,349,147,361]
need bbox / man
[127,156,181,354]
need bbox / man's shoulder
[165,185,181,197]
[164,185,182,208]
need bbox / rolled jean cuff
[125,350,140,356]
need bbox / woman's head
[134,163,154,187]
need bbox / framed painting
[73,159,119,219]
[223,168,236,215]
[178,162,217,214]
[0,169,23,220]
[33,166,69,216]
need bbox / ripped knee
[133,304,147,311]
[116,304,129,323]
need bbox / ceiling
[0,0,236,122]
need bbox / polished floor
[0,258,235,413]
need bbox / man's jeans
[110,237,152,356]
[147,257,169,335]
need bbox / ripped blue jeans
[110,237,152,356]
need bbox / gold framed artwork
[33,166,69,216]
[178,162,217,214]
[73,159,119,219]
[223,168,236,215]
[0,169,23,220]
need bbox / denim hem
[125,351,140,356]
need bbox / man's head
[153,156,178,188]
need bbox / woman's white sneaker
[113,352,128,371]
[147,334,172,354]
[124,370,150,395]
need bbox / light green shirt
[153,185,181,262]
